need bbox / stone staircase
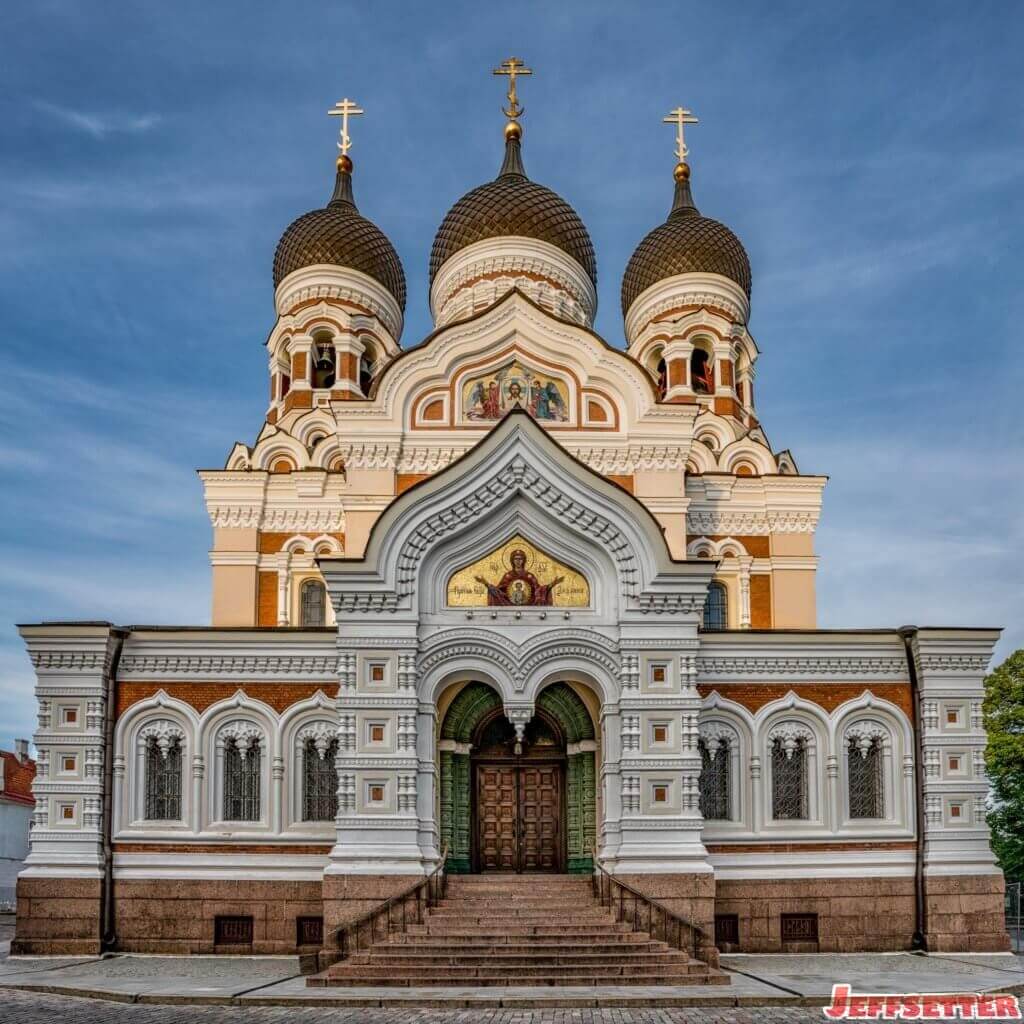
[311,874,729,988]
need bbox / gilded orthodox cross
[664,106,699,163]
[328,97,364,156]
[493,57,532,121]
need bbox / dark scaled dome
[430,133,596,285]
[621,166,750,317]
[274,158,406,311]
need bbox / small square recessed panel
[369,725,385,743]
[369,785,385,803]
[653,785,668,803]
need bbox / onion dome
[273,155,406,311]
[430,129,596,287]
[622,163,750,320]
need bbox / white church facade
[14,72,1009,961]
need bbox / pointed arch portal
[439,681,596,874]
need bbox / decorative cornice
[119,654,338,678]
[686,509,821,536]
[29,651,110,671]
[336,441,401,472]
[697,656,906,678]
[917,654,992,674]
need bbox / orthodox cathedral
[14,63,1008,972]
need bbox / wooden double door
[474,762,563,872]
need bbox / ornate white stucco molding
[138,720,186,759]
[216,721,264,759]
[697,656,906,677]
[296,721,337,760]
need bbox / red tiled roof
[0,750,36,806]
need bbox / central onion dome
[273,155,406,336]
[428,126,597,327]
[622,162,751,344]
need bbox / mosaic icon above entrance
[446,535,590,607]
[461,360,570,422]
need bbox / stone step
[345,953,697,968]
[409,924,637,938]
[384,940,668,954]
[435,899,602,910]
[313,969,731,988]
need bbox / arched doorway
[438,681,596,874]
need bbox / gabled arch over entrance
[438,681,596,874]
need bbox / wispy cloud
[33,100,160,140]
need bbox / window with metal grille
[771,737,808,820]
[302,737,338,822]
[848,737,884,818]
[714,913,739,946]
[702,581,728,629]
[144,737,182,820]
[296,915,323,946]
[214,915,253,945]
[300,579,327,627]
[699,738,731,820]
[781,913,818,942]
[223,738,261,821]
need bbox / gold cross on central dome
[328,97,364,157]
[493,56,532,121]
[664,106,699,163]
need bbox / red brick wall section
[117,683,339,716]
[749,574,772,627]
[257,571,278,626]
[0,750,36,804]
[696,683,912,717]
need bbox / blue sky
[1,1,1022,750]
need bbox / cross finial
[328,97,364,157]
[493,56,532,122]
[664,106,699,164]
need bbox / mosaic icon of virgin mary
[473,548,565,606]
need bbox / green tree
[983,649,1024,881]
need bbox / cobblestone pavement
[0,989,989,1023]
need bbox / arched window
[312,339,336,389]
[302,736,339,821]
[300,579,327,627]
[144,735,182,821]
[656,357,667,399]
[771,735,808,820]
[848,736,884,818]
[223,737,261,821]
[702,581,728,629]
[699,738,731,820]
[690,349,714,394]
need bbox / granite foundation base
[11,876,103,956]
[922,873,1010,952]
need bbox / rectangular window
[652,784,669,804]
[214,915,253,946]
[946,708,961,725]
[700,739,731,820]
[781,913,818,943]
[367,723,386,744]
[223,739,261,821]
[950,803,963,819]
[651,723,669,744]
[60,707,78,725]
[650,664,668,685]
[368,782,386,804]
[296,916,324,946]
[60,754,77,773]
[714,913,739,946]
[302,738,338,822]
[145,739,183,820]
[59,803,76,822]
[771,738,809,820]
[369,663,386,683]
[948,756,960,772]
